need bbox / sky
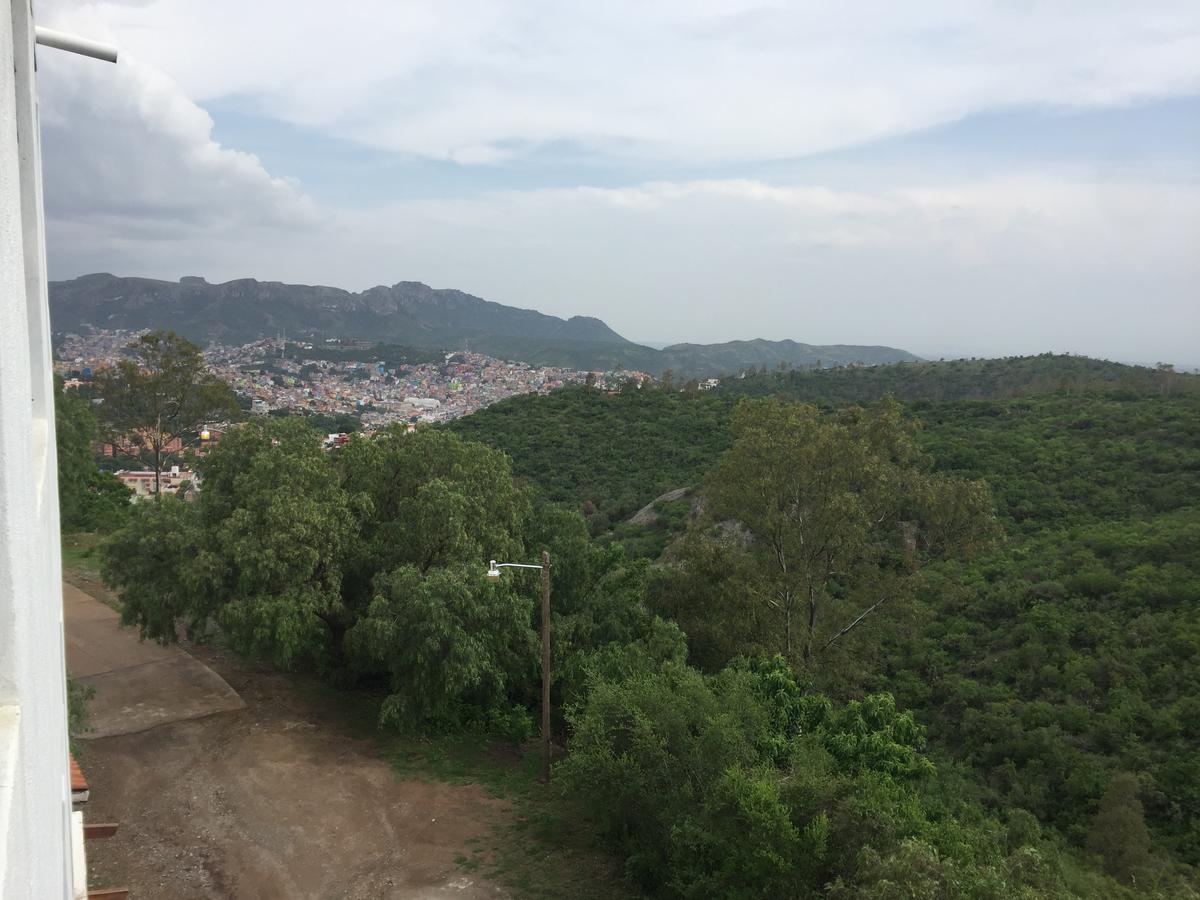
[34,1,1200,363]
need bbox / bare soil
[80,644,509,899]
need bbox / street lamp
[487,552,552,782]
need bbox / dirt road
[64,581,245,737]
[70,586,508,899]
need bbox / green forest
[448,354,1200,894]
[71,351,1200,897]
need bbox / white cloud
[40,1,1200,164]
[36,6,316,241]
[31,1,1200,364]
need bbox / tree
[101,493,207,642]
[344,564,538,727]
[336,426,530,610]
[559,658,942,898]
[194,418,358,670]
[104,418,356,671]
[103,419,555,726]
[1087,773,1154,886]
[94,330,238,495]
[55,379,130,530]
[680,397,996,671]
[647,529,768,671]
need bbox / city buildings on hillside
[56,331,651,428]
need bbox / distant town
[56,328,658,430]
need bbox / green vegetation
[560,656,1141,898]
[55,378,130,530]
[650,397,997,675]
[723,354,1198,405]
[449,387,732,534]
[99,353,1200,896]
[267,408,364,434]
[719,398,992,663]
[66,676,94,754]
[1089,773,1156,886]
[881,512,1200,871]
[101,420,664,736]
[445,355,1200,894]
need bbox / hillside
[48,273,917,376]
[659,337,919,376]
[49,273,650,366]
[449,354,1200,880]
[452,354,1199,533]
[450,386,732,534]
[722,353,1197,404]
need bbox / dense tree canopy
[560,656,1148,898]
[102,420,668,733]
[446,356,1200,893]
[449,386,732,534]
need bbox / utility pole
[486,553,553,782]
[540,550,551,783]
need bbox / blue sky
[204,96,1200,206]
[34,1,1200,363]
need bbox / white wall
[0,1,78,896]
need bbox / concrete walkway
[63,582,244,738]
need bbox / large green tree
[337,426,541,725]
[661,398,996,674]
[103,420,564,727]
[336,426,529,605]
[345,564,538,727]
[105,418,355,670]
[93,330,238,494]
[55,378,130,530]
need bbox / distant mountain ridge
[48,273,920,376]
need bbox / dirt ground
[80,643,510,899]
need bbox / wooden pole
[541,550,551,783]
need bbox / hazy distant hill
[720,353,1200,404]
[658,338,916,376]
[48,273,918,375]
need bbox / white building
[1,5,116,897]
[404,397,441,409]
[116,465,197,499]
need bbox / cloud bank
[32,1,1200,363]
[44,0,1200,163]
